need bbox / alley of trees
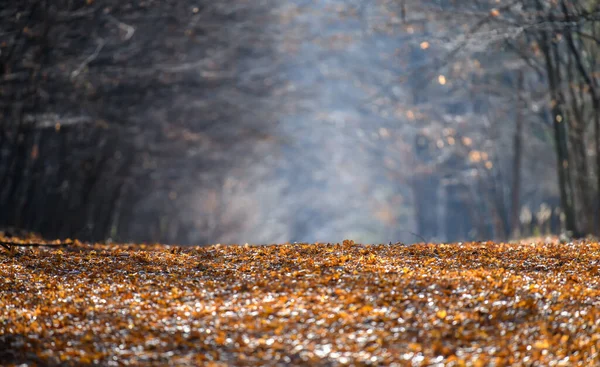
[1,0,599,244]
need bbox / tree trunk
[510,71,524,238]
[537,23,579,236]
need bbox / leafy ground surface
[2,237,600,366]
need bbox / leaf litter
[1,238,600,366]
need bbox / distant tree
[369,0,600,238]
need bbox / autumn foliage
[2,238,600,366]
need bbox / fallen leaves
[1,239,600,365]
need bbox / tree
[0,0,284,243]
[374,0,600,238]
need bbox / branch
[106,15,136,41]
[22,114,92,128]
[504,39,545,78]
[560,0,598,100]
[56,8,97,21]
[573,30,600,45]
[71,39,106,79]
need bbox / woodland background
[1,0,598,244]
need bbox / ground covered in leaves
[2,237,600,366]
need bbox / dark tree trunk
[510,71,524,238]
[536,14,579,236]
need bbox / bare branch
[22,114,93,128]
[71,39,106,80]
[106,15,136,41]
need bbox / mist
[3,0,591,245]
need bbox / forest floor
[1,236,600,366]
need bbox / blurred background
[1,0,598,244]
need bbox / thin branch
[56,8,96,21]
[573,30,600,45]
[561,1,598,98]
[71,39,106,79]
[106,15,136,41]
[504,39,545,78]
[21,114,92,128]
